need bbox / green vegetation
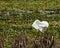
[0,0,60,48]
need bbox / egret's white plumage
[32,20,49,32]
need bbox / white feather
[32,20,49,32]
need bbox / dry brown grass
[12,33,59,48]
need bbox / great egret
[32,20,49,33]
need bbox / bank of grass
[0,16,60,48]
[0,0,60,48]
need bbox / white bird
[32,20,49,33]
